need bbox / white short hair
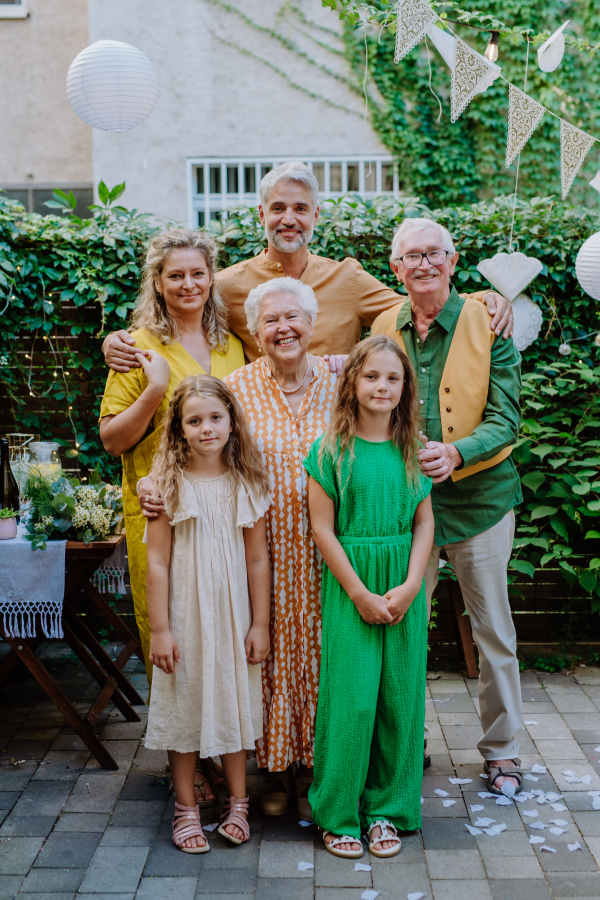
[259,162,319,210]
[391,218,455,260]
[245,277,319,335]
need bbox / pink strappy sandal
[172,802,210,854]
[218,795,250,845]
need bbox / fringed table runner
[0,525,67,639]
[92,539,126,594]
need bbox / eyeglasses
[393,250,451,269]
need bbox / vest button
[444,387,450,393]
[448,426,454,432]
[446,407,451,412]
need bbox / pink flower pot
[0,517,17,540]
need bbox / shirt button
[446,407,451,413]
[421,368,426,373]
[448,427,454,432]
[419,399,424,405]
[444,387,450,393]
[416,339,420,343]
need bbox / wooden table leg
[449,581,479,679]
[61,619,140,723]
[0,634,45,689]
[81,580,145,665]
[0,630,118,770]
[62,607,145,708]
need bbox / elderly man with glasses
[371,218,524,796]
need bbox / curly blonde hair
[130,229,229,352]
[149,375,270,518]
[320,334,422,485]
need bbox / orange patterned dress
[225,357,338,771]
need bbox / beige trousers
[425,511,522,760]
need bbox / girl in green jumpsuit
[305,335,434,859]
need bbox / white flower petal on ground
[470,804,485,812]
[551,803,567,812]
[522,810,539,818]
[361,892,380,900]
[354,863,372,872]
[524,775,539,782]
[474,817,496,827]
[550,819,568,827]
[298,862,314,871]
[549,827,566,835]
[523,720,538,725]
[488,823,507,835]
[465,824,483,835]
[496,796,512,806]
[545,792,562,802]
[442,799,456,807]
[449,777,472,785]
[563,770,577,777]
[478,791,496,798]
[531,764,547,773]
[407,894,425,900]
[568,842,582,851]
[529,821,547,830]
[530,836,546,844]
[434,789,449,797]
[298,820,312,827]
[541,845,556,853]
[203,823,218,832]
[501,782,516,798]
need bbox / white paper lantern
[66,40,159,133]
[575,231,600,302]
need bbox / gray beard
[266,226,313,254]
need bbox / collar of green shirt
[395,285,464,334]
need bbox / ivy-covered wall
[1,189,599,637]
[342,0,600,206]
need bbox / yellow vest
[370,296,512,482]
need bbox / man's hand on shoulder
[418,440,463,483]
[102,330,141,372]
[322,354,348,377]
[483,291,513,340]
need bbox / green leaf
[590,558,600,570]
[510,559,536,579]
[585,531,600,540]
[522,472,546,492]
[530,505,557,520]
[98,181,110,205]
[530,445,555,460]
[588,501,600,512]
[108,182,126,204]
[579,570,598,593]
[573,482,591,495]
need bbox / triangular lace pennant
[560,120,596,199]
[394,0,437,63]
[506,84,546,167]
[451,36,500,122]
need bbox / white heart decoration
[477,251,543,302]
[537,21,569,73]
[510,294,543,352]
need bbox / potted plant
[0,507,18,540]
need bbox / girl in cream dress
[144,375,271,854]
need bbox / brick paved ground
[2,646,600,900]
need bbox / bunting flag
[451,37,501,122]
[394,0,437,64]
[506,84,546,167]
[560,120,596,199]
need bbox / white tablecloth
[0,524,67,639]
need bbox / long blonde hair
[149,375,270,517]
[130,229,229,351]
[320,334,422,484]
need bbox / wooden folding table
[0,533,145,769]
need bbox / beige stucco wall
[90,0,387,222]
[0,0,92,184]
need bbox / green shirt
[395,287,522,546]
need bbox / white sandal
[368,820,401,858]
[323,830,364,859]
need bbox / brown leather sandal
[484,757,523,795]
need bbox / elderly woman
[220,276,339,820]
[99,228,244,802]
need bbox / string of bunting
[394,0,598,199]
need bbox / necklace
[269,357,311,394]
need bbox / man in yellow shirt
[101,162,512,370]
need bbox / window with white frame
[187,156,399,228]
[0,1,28,19]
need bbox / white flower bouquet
[23,471,123,550]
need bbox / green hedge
[1,190,599,624]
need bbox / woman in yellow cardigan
[99,229,244,799]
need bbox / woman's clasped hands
[353,582,417,626]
